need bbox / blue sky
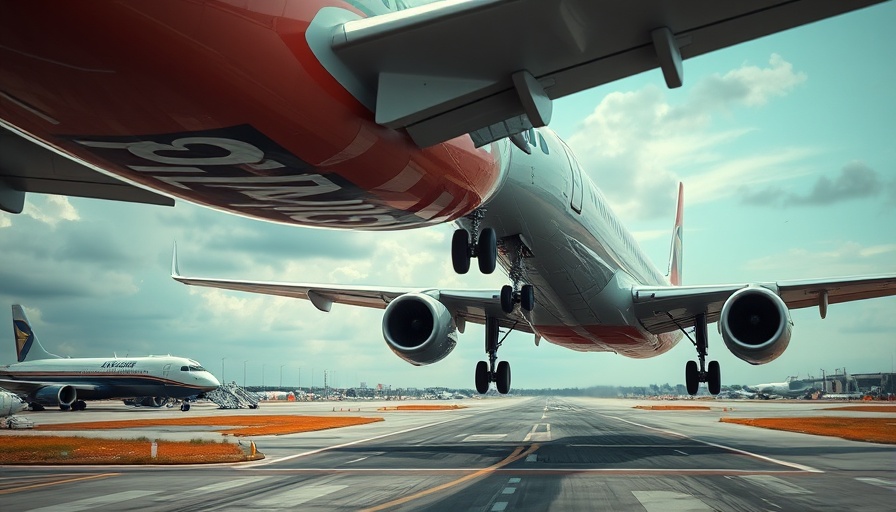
[1,2,894,391]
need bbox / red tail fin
[667,183,684,286]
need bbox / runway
[1,397,894,511]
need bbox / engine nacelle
[33,385,77,410]
[382,292,458,366]
[719,286,792,365]
[134,396,169,407]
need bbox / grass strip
[0,436,254,465]
[720,417,896,444]
[35,415,383,436]
[634,405,711,411]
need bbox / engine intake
[382,293,457,366]
[34,385,77,409]
[719,286,792,365]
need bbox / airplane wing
[170,248,532,333]
[0,124,174,214]
[323,0,886,147]
[0,378,100,396]
[633,274,896,334]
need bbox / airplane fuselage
[459,128,682,357]
[0,355,220,400]
[0,0,501,228]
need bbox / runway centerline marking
[0,473,119,495]
[740,475,812,495]
[360,444,540,512]
[246,415,471,467]
[28,490,158,512]
[600,414,823,473]
[673,450,689,456]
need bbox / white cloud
[0,214,10,228]
[745,241,896,277]
[567,54,812,222]
[23,196,80,226]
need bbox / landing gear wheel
[707,360,721,396]
[475,361,490,394]
[685,360,699,396]
[180,402,191,412]
[477,227,497,274]
[500,285,514,313]
[495,361,511,395]
[451,229,471,274]
[73,400,87,411]
[520,284,535,311]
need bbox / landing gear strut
[500,244,535,314]
[452,210,496,274]
[475,317,513,394]
[685,313,721,395]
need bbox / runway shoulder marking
[601,414,822,473]
[28,490,158,512]
[463,434,507,442]
[855,477,896,490]
[632,490,713,511]
[160,476,267,500]
[524,423,551,442]
[739,475,812,495]
[252,484,347,508]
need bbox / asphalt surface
[1,397,894,511]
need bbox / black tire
[707,361,721,396]
[451,229,471,274]
[477,227,497,274]
[500,285,514,313]
[520,284,535,311]
[475,361,490,394]
[495,361,511,395]
[181,403,191,412]
[685,360,699,395]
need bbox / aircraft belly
[0,1,504,229]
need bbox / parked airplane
[0,389,27,417]
[745,377,818,399]
[0,305,220,411]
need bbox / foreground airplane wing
[325,0,885,146]
[0,124,174,213]
[633,274,896,334]
[171,249,531,333]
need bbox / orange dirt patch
[720,417,896,444]
[634,405,711,411]
[377,405,467,411]
[820,405,896,413]
[0,436,254,465]
[36,415,384,437]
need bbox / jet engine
[382,293,458,366]
[33,385,77,410]
[719,286,792,365]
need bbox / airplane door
[162,364,171,379]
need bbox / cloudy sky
[2,3,894,392]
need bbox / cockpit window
[189,365,206,372]
[180,366,189,371]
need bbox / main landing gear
[452,210,497,274]
[685,313,721,396]
[475,317,513,395]
[500,244,535,314]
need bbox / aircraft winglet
[171,242,180,277]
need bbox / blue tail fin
[12,305,59,362]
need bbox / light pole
[298,367,302,391]
[280,364,285,389]
[243,360,248,388]
[221,357,226,384]
[262,363,266,392]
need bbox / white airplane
[0,305,220,411]
[1,1,893,395]
[745,377,817,399]
[0,389,27,418]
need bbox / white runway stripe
[250,484,347,508]
[632,491,713,511]
[740,475,813,495]
[27,490,158,512]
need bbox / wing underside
[634,274,896,335]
